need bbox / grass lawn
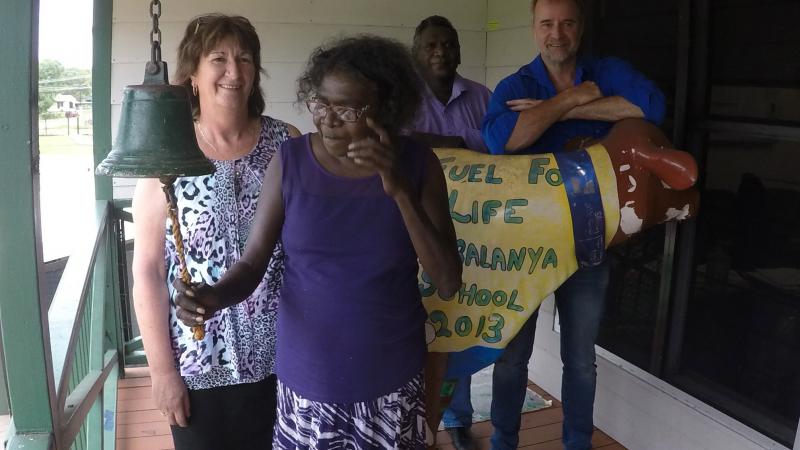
[38,134,96,261]
[39,134,93,156]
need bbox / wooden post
[0,0,58,448]
[93,0,113,202]
[93,2,124,448]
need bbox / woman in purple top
[174,35,462,449]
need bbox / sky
[39,0,94,69]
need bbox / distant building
[48,93,78,113]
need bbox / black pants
[171,374,277,450]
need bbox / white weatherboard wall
[485,3,791,449]
[485,0,536,91]
[110,0,487,198]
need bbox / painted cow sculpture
[423,118,699,440]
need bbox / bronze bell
[96,61,214,178]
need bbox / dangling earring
[192,84,198,97]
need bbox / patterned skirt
[273,372,426,450]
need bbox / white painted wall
[485,0,536,90]
[110,0,487,198]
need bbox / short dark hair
[411,15,460,56]
[531,0,586,21]
[297,35,422,136]
[174,14,266,118]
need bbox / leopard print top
[165,116,288,390]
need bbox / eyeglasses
[306,97,370,123]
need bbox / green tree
[38,59,91,115]
[39,59,65,81]
[38,60,91,135]
[38,59,65,115]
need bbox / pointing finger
[365,117,391,145]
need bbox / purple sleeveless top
[276,134,429,403]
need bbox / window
[589,0,800,445]
[674,132,800,445]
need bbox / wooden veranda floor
[116,367,625,450]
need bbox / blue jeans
[443,261,610,450]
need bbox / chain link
[149,0,162,62]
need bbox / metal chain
[149,0,162,62]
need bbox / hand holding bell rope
[162,179,205,340]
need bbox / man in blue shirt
[482,5,664,155]
[444,1,666,450]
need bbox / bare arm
[561,96,644,122]
[209,120,295,298]
[131,178,190,427]
[504,81,602,152]
[207,151,285,304]
[395,150,462,298]
[172,152,285,326]
[349,118,462,297]
[286,123,302,138]
[504,92,577,152]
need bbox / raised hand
[346,117,411,197]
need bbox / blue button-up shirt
[482,55,666,154]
